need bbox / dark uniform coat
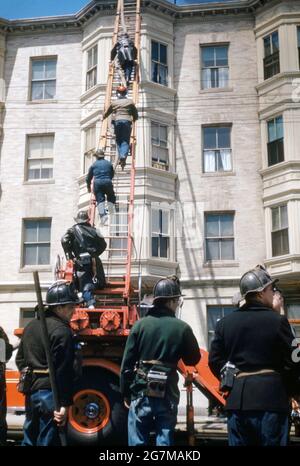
[209,301,300,413]
[16,313,75,406]
[120,306,201,403]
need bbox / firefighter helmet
[239,265,278,299]
[152,276,183,302]
[46,280,81,307]
[94,149,105,158]
[74,210,89,224]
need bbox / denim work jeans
[114,120,132,160]
[22,390,60,446]
[94,179,116,206]
[227,410,289,446]
[128,396,178,446]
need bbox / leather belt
[33,369,49,374]
[236,369,276,379]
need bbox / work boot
[120,159,126,170]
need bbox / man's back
[104,98,138,122]
[88,158,114,182]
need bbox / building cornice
[0,0,278,33]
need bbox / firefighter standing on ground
[61,210,107,309]
[0,327,13,446]
[209,265,300,446]
[16,281,80,446]
[120,276,200,446]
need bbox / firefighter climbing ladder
[88,0,141,305]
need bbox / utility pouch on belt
[220,362,239,392]
[79,252,92,266]
[17,366,33,394]
[146,369,168,399]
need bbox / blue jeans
[227,410,289,446]
[94,179,116,206]
[22,390,60,446]
[114,120,132,160]
[128,396,178,446]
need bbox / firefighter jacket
[209,301,300,413]
[120,305,201,403]
[110,38,137,64]
[61,222,107,260]
[103,97,138,123]
[86,158,114,191]
[16,313,75,406]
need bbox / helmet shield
[152,276,183,302]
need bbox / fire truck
[5,0,226,445]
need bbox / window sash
[263,51,280,79]
[31,59,56,100]
[27,135,54,180]
[151,123,169,165]
[23,220,51,266]
[204,149,232,172]
[267,138,284,166]
[205,214,234,260]
[151,209,170,258]
[151,41,168,86]
[271,228,289,256]
[201,46,229,89]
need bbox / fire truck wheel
[67,367,127,445]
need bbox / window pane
[206,215,219,237]
[218,67,228,88]
[221,239,234,260]
[218,127,230,148]
[151,122,159,144]
[45,60,56,79]
[45,81,56,99]
[159,125,167,143]
[41,167,53,179]
[206,239,219,260]
[216,46,228,66]
[202,47,214,67]
[32,82,44,100]
[272,207,280,231]
[281,205,288,229]
[42,137,54,157]
[152,236,159,257]
[159,237,169,258]
[203,127,216,149]
[158,65,167,85]
[264,35,271,57]
[38,245,50,265]
[161,212,169,235]
[202,68,211,89]
[152,41,159,61]
[159,44,167,65]
[24,244,37,265]
[275,116,283,139]
[268,119,276,142]
[152,210,160,233]
[28,160,41,180]
[28,137,41,158]
[281,229,289,254]
[151,62,158,82]
[32,61,44,80]
[220,214,233,236]
[24,221,38,242]
[38,220,51,241]
[272,31,279,52]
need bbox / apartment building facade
[0,0,300,411]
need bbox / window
[267,115,284,166]
[205,213,234,261]
[263,31,280,80]
[151,41,168,86]
[84,125,96,173]
[19,309,36,328]
[23,219,51,266]
[151,209,169,258]
[31,58,56,100]
[26,135,54,181]
[86,45,98,90]
[201,45,229,89]
[203,126,232,173]
[151,122,169,169]
[207,305,235,348]
[271,205,289,257]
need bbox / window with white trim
[201,45,229,89]
[151,41,168,86]
[84,125,96,173]
[271,205,289,257]
[26,134,54,181]
[203,126,232,173]
[31,58,56,100]
[263,31,279,80]
[151,209,169,258]
[151,121,169,169]
[22,219,51,266]
[267,115,284,166]
[86,45,98,90]
[205,213,235,261]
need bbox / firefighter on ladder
[102,85,138,170]
[120,276,200,446]
[110,32,137,87]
